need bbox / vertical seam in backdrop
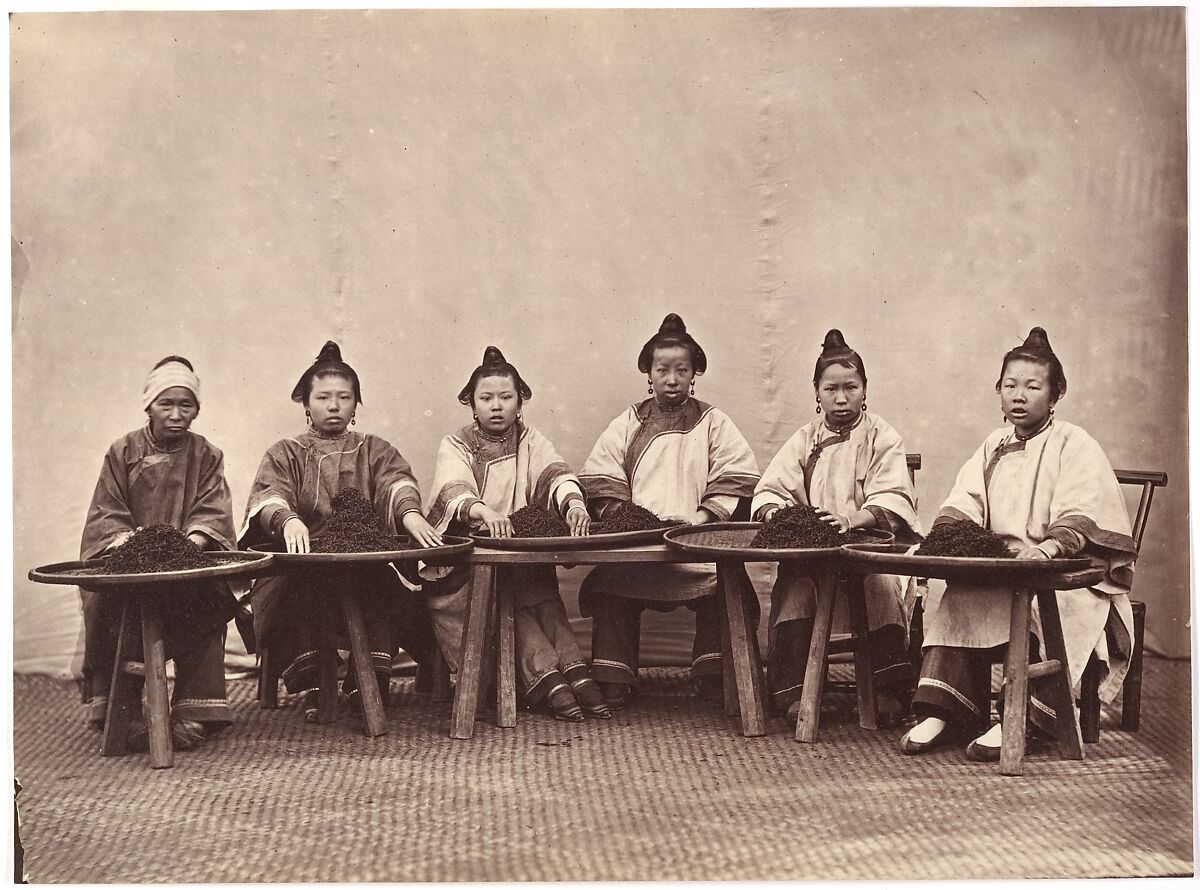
[322,11,349,344]
[756,11,790,456]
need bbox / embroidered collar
[651,396,692,413]
[307,425,351,441]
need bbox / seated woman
[900,327,1136,761]
[578,314,761,709]
[239,341,456,723]
[751,330,922,725]
[423,346,609,721]
[80,356,240,750]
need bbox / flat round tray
[663,522,893,561]
[470,524,680,551]
[29,551,276,588]
[251,534,474,565]
[841,543,1092,581]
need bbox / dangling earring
[305,409,312,424]
[647,379,653,395]
[689,381,695,396]
[861,400,867,413]
[350,416,356,426]
[815,401,822,415]
[1049,406,1055,418]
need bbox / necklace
[473,422,512,443]
[823,411,864,436]
[1014,416,1053,442]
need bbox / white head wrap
[142,360,201,410]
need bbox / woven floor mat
[13,658,1193,882]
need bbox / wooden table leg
[101,597,137,757]
[339,589,388,738]
[999,589,1034,776]
[720,598,737,718]
[845,573,878,731]
[140,597,174,770]
[717,559,765,738]
[450,565,495,740]
[795,563,837,743]
[317,590,340,724]
[496,580,517,728]
[1035,589,1083,761]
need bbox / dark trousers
[252,565,432,698]
[81,584,234,727]
[912,641,1059,736]
[767,619,914,711]
[589,574,761,686]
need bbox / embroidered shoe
[597,682,633,711]
[169,718,208,751]
[547,688,584,722]
[571,678,612,719]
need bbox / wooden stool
[449,550,767,740]
[996,573,1106,776]
[102,591,174,769]
[794,566,876,742]
[252,584,388,737]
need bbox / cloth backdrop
[11,9,1188,676]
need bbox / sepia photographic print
[9,5,1193,883]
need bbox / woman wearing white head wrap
[80,355,240,752]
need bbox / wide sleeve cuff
[701,495,738,522]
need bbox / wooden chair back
[1114,469,1168,553]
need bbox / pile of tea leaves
[591,502,673,534]
[103,525,216,574]
[312,488,396,553]
[509,505,570,537]
[916,519,1013,558]
[750,505,844,549]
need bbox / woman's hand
[187,532,211,551]
[1016,546,1051,560]
[107,527,140,551]
[760,506,781,523]
[282,517,311,554]
[566,505,591,537]
[478,506,514,539]
[401,512,444,548]
[815,509,851,534]
[682,508,714,526]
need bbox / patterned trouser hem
[590,658,636,685]
[173,698,234,726]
